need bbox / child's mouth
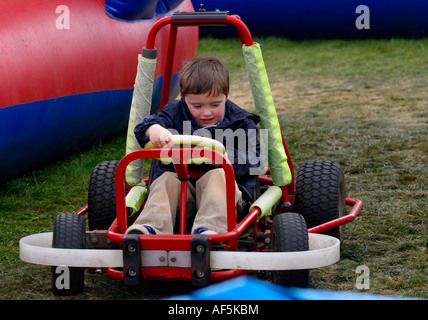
[201,118,214,124]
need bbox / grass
[1,37,427,299]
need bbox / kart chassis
[19,8,362,294]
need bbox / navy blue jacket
[134,99,263,200]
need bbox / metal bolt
[127,268,136,277]
[159,256,165,262]
[196,245,205,254]
[195,270,205,278]
[170,257,176,263]
[264,231,271,244]
[127,243,136,253]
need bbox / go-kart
[20,8,362,296]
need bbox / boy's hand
[145,124,173,148]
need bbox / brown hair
[179,56,229,97]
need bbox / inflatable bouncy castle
[3,1,427,183]
[0,0,197,183]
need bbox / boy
[126,56,263,235]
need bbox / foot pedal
[122,233,141,286]
[191,234,211,287]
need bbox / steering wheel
[144,134,226,164]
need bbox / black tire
[295,160,346,242]
[270,213,309,287]
[87,160,121,230]
[51,213,86,296]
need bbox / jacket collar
[180,99,260,130]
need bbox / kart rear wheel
[87,160,122,230]
[270,212,309,287]
[51,213,86,296]
[295,160,346,242]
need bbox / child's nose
[202,107,212,116]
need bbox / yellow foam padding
[242,43,292,186]
[249,186,282,220]
[125,185,147,217]
[125,55,157,186]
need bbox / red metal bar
[106,267,123,280]
[107,266,245,282]
[75,204,88,216]
[106,204,260,250]
[211,269,247,281]
[106,266,192,281]
[308,198,363,233]
[179,179,188,234]
[146,14,254,110]
[114,149,166,234]
[281,132,295,196]
[279,185,290,212]
[110,148,238,241]
[146,15,253,50]
[160,24,178,109]
[258,175,273,185]
[209,207,260,244]
[226,15,254,46]
[142,267,192,280]
[146,18,168,49]
[172,161,189,235]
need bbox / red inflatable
[0,0,198,182]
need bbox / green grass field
[1,37,427,299]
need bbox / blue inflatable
[193,0,428,38]
[171,276,419,300]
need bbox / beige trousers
[130,168,243,234]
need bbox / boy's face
[183,92,227,127]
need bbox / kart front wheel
[270,212,309,287]
[51,213,86,296]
